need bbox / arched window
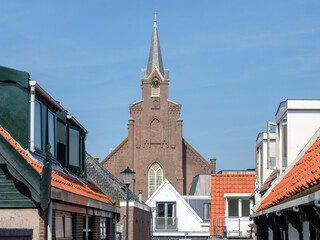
[150,119,161,143]
[148,163,163,197]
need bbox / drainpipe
[29,80,37,152]
[114,213,117,240]
[47,201,52,240]
[138,190,142,203]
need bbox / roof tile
[0,126,111,204]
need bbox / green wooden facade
[0,66,29,149]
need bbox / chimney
[210,156,216,174]
[94,156,99,162]
[138,190,142,203]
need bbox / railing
[155,217,178,231]
[212,216,252,239]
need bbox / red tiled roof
[210,174,255,236]
[0,126,112,204]
[258,136,320,212]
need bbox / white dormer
[255,132,276,187]
[268,99,320,174]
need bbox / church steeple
[146,11,164,77]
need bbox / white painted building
[146,179,210,240]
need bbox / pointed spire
[147,11,164,77]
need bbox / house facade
[252,99,320,239]
[210,170,255,239]
[146,179,210,240]
[86,153,152,240]
[0,66,119,240]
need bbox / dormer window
[34,100,56,157]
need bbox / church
[101,17,212,201]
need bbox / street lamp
[120,167,135,240]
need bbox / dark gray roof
[146,21,164,77]
[189,174,211,196]
[86,153,139,202]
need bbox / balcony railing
[212,216,253,239]
[155,217,178,231]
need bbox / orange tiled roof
[210,174,255,236]
[0,126,112,204]
[257,136,320,212]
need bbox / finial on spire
[153,10,158,27]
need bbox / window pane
[167,203,174,218]
[157,203,165,217]
[228,199,239,217]
[35,101,42,150]
[282,118,287,167]
[69,128,80,167]
[48,111,55,156]
[241,200,250,216]
[204,203,210,220]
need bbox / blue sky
[1,1,319,171]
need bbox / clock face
[152,78,159,88]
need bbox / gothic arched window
[148,163,163,197]
[150,118,161,143]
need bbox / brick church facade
[101,18,211,201]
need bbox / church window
[148,163,163,197]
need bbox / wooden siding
[0,164,37,207]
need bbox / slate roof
[210,173,255,236]
[259,170,278,196]
[0,125,112,204]
[146,19,164,77]
[257,136,320,211]
[86,153,139,203]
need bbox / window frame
[100,217,107,240]
[203,203,211,221]
[67,125,83,172]
[83,215,92,240]
[34,99,57,158]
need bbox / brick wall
[73,212,83,240]
[92,215,100,240]
[39,208,48,240]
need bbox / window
[83,215,92,240]
[56,211,72,240]
[151,78,160,97]
[241,200,250,217]
[228,198,251,217]
[228,199,239,217]
[267,121,277,169]
[148,163,163,197]
[100,217,107,240]
[69,127,80,168]
[156,202,177,230]
[34,100,56,157]
[281,118,287,168]
[203,203,211,220]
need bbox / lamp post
[120,167,135,240]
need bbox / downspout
[29,80,36,152]
[47,201,52,240]
[150,208,153,240]
[114,213,117,240]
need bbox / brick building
[101,18,211,201]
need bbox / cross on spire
[153,10,158,27]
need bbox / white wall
[147,180,204,232]
[287,111,320,166]
[268,227,273,240]
[0,209,40,240]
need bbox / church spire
[146,11,164,77]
